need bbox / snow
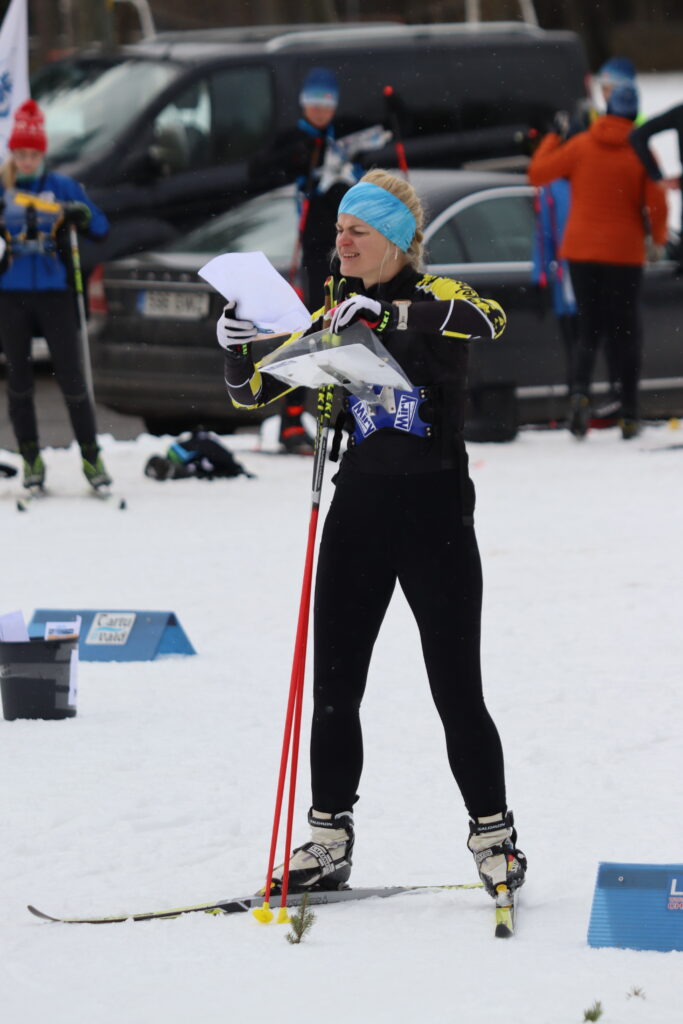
[2,72,683,1024]
[2,421,682,1024]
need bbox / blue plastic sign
[588,862,683,952]
[29,609,196,662]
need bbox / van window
[152,80,212,172]
[428,194,535,263]
[151,66,273,172]
[210,67,273,162]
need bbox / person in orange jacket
[528,82,667,439]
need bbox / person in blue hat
[597,57,637,102]
[250,67,363,453]
[217,168,526,908]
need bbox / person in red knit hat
[0,99,112,491]
[8,99,48,152]
[528,82,667,440]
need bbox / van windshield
[42,59,180,163]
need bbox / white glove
[216,300,257,350]
[336,125,393,160]
[0,236,5,261]
[330,295,395,334]
[317,146,358,194]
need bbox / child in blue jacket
[0,100,111,490]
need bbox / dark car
[36,21,589,270]
[89,168,683,439]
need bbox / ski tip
[27,905,61,922]
[495,920,514,939]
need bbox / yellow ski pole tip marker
[252,902,274,923]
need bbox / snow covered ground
[2,418,682,1024]
[2,69,683,1024]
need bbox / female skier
[0,99,111,490]
[216,169,526,904]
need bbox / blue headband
[338,181,416,252]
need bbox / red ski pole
[254,280,336,924]
[383,85,410,178]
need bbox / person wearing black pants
[568,261,644,427]
[0,292,98,450]
[217,169,526,907]
[0,99,110,490]
[312,469,504,816]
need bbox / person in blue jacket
[0,99,111,490]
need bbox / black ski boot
[568,393,590,438]
[272,808,354,892]
[620,417,640,440]
[20,441,45,489]
[467,810,527,899]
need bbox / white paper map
[198,251,311,336]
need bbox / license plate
[138,289,209,319]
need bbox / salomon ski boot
[272,808,355,892]
[20,442,45,489]
[81,444,112,490]
[467,811,527,899]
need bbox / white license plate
[139,289,209,319]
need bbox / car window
[169,192,297,263]
[429,194,535,263]
[43,59,180,163]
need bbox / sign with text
[29,609,196,662]
[588,862,683,952]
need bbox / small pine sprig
[583,1000,603,1022]
[627,986,646,1000]
[285,892,316,944]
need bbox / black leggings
[0,290,97,448]
[311,467,506,819]
[568,261,644,419]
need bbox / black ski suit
[224,267,509,819]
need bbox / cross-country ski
[27,882,484,925]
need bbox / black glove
[330,295,397,334]
[216,300,257,356]
[551,110,571,141]
[61,201,92,230]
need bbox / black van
[34,22,590,267]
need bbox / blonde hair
[359,168,425,269]
[1,159,17,189]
